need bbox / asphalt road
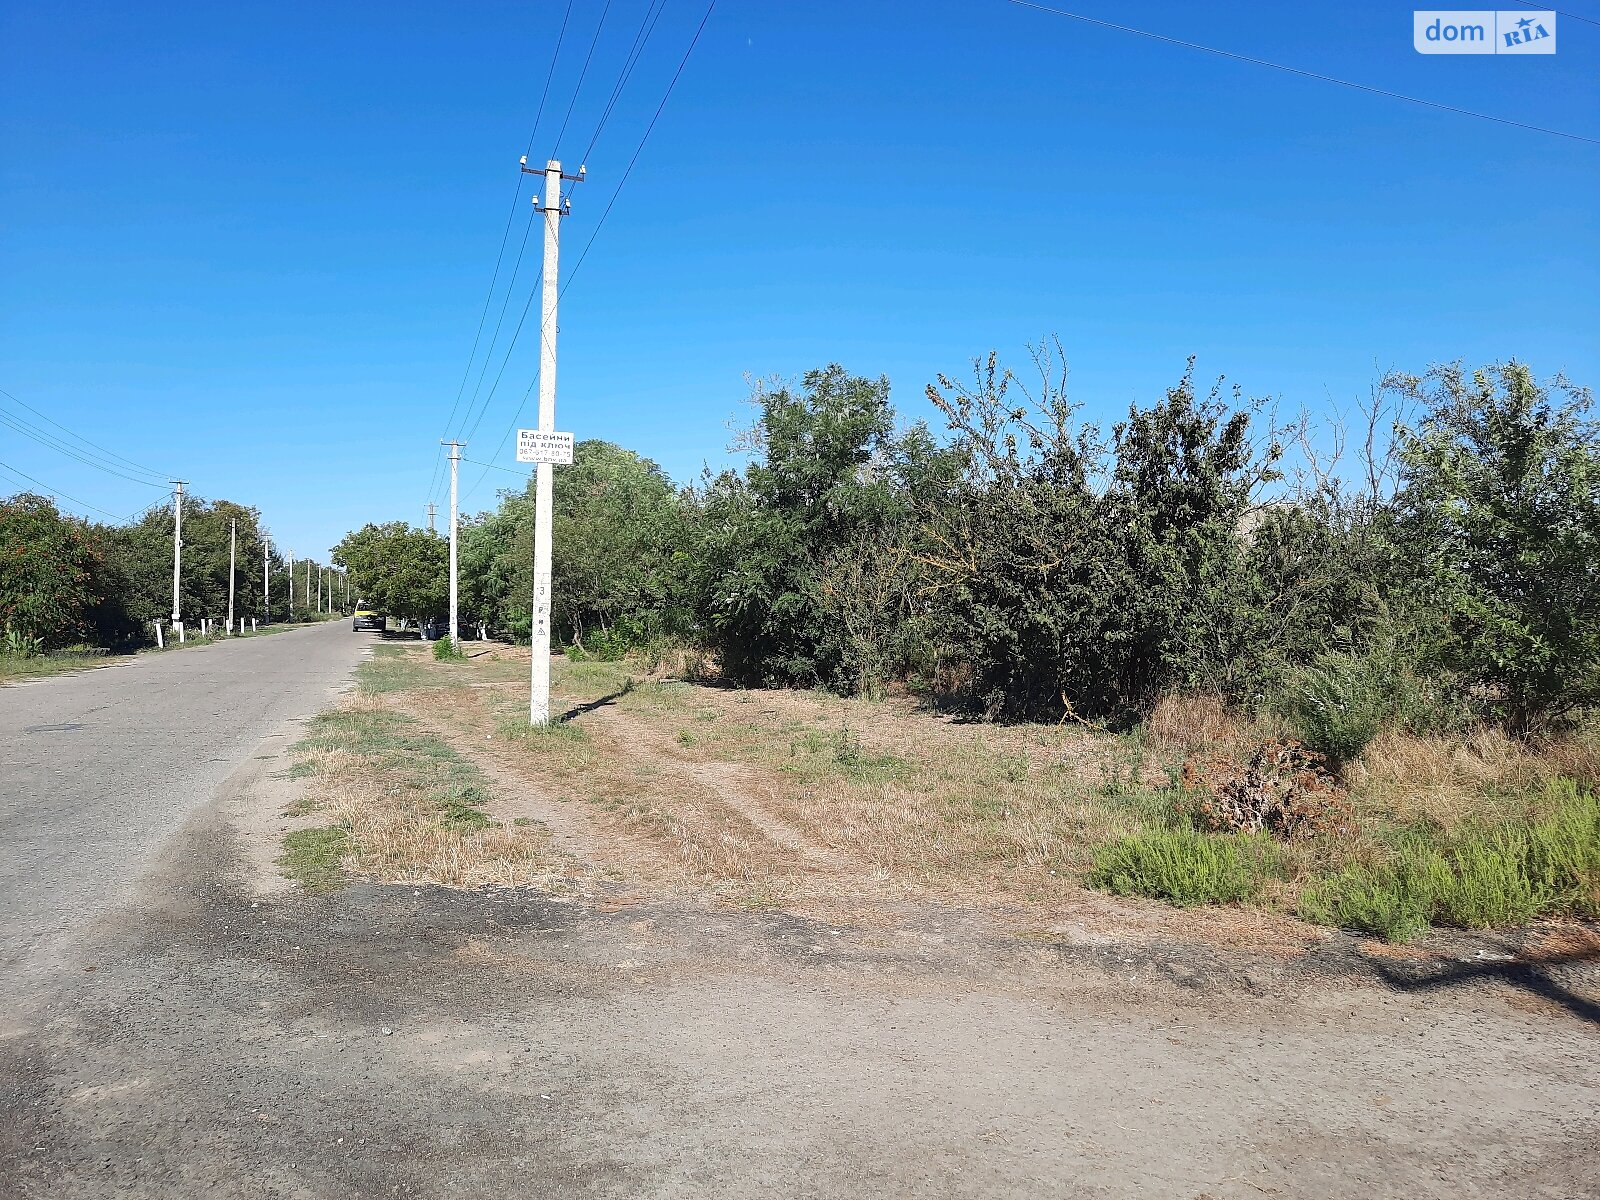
[0,621,366,988]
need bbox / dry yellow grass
[294,645,1596,949]
[291,691,576,890]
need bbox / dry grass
[293,644,1599,948]
[288,692,576,890]
[1358,725,1595,832]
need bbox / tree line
[322,350,1591,750]
[0,495,337,653]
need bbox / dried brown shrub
[1184,740,1353,841]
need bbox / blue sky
[3,0,1596,558]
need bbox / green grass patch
[278,826,350,893]
[293,703,504,836]
[1298,781,1600,940]
[1088,828,1281,907]
[782,726,911,785]
[0,653,100,684]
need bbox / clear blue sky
[3,1,1596,558]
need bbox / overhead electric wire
[0,411,171,489]
[1002,0,1600,146]
[461,0,718,505]
[432,0,577,505]
[0,459,129,521]
[0,387,172,484]
[549,0,616,159]
[560,0,718,292]
[582,0,672,164]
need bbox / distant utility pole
[228,519,237,634]
[523,155,581,725]
[426,501,437,535]
[287,551,295,620]
[443,439,463,648]
[263,539,270,624]
[170,480,187,634]
[304,559,311,613]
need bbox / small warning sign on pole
[516,430,575,465]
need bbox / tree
[690,365,920,688]
[333,523,448,623]
[0,494,101,650]
[1391,362,1600,733]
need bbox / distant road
[0,622,365,991]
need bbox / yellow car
[352,607,385,633]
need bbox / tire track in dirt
[583,704,849,872]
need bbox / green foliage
[1390,362,1600,733]
[432,636,466,661]
[689,365,940,691]
[1296,853,1438,943]
[1087,828,1281,907]
[278,826,350,893]
[334,521,447,623]
[1275,652,1394,768]
[920,348,1280,721]
[0,494,103,649]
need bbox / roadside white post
[519,154,581,726]
[153,621,163,649]
[227,518,237,634]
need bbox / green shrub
[1088,829,1280,907]
[1297,851,1440,943]
[1275,652,1393,768]
[432,636,466,662]
[1430,831,1544,928]
[1299,785,1600,940]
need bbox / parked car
[352,607,386,633]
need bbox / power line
[462,456,533,477]
[562,0,718,292]
[0,411,170,489]
[582,0,672,164]
[550,0,616,159]
[1002,0,1600,146]
[0,387,171,484]
[0,460,129,521]
[462,0,717,505]
[433,0,577,503]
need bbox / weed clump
[1297,782,1600,940]
[1088,828,1281,907]
[278,826,350,893]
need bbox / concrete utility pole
[170,481,187,634]
[523,156,580,725]
[228,519,237,634]
[304,559,310,614]
[263,539,270,625]
[426,502,437,535]
[287,551,295,620]
[443,440,463,648]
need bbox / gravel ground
[2,627,1596,1198]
